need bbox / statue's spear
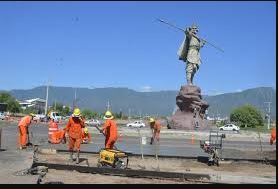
[156,18,224,53]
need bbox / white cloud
[236,89,242,92]
[140,86,152,92]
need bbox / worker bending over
[48,118,66,144]
[64,108,85,164]
[18,113,35,149]
[149,118,161,145]
[81,127,92,144]
[101,111,118,149]
[270,126,276,145]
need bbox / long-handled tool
[26,129,33,147]
[156,18,224,53]
[86,123,119,150]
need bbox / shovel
[26,130,33,147]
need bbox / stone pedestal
[168,85,209,130]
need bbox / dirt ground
[37,152,276,184]
[41,169,200,184]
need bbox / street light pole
[44,82,49,116]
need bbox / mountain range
[1,86,276,119]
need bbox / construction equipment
[200,130,225,166]
[97,148,129,169]
[86,123,128,169]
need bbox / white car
[85,119,101,126]
[126,121,146,128]
[219,124,240,132]
[33,114,46,122]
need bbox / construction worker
[270,127,276,145]
[101,111,118,149]
[81,127,92,144]
[48,118,59,143]
[149,118,161,145]
[64,108,85,164]
[18,113,35,149]
[48,118,66,144]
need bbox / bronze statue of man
[177,24,205,85]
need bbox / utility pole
[54,99,56,111]
[264,102,271,130]
[128,108,131,121]
[44,82,49,116]
[74,88,77,108]
[106,100,111,111]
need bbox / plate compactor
[97,148,129,169]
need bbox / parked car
[0,112,5,120]
[33,114,46,122]
[85,119,101,126]
[219,124,240,132]
[48,111,62,121]
[126,121,146,128]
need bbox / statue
[171,23,209,130]
[156,19,223,130]
[177,24,205,86]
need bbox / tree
[230,104,264,128]
[0,92,21,113]
[82,109,98,119]
[61,106,71,116]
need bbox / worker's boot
[76,152,80,164]
[69,151,74,162]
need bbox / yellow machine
[97,149,129,169]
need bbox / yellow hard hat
[84,127,88,134]
[29,113,35,117]
[73,108,81,117]
[149,118,155,123]
[104,111,114,119]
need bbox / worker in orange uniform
[101,111,118,149]
[48,118,66,144]
[18,113,35,149]
[149,118,161,145]
[48,117,59,143]
[270,127,276,145]
[81,127,92,144]
[64,108,85,164]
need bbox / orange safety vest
[18,115,32,128]
[65,116,85,139]
[48,120,59,140]
[102,119,118,140]
[270,127,276,144]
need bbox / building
[18,98,46,114]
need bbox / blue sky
[0,1,276,95]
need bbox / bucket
[141,136,147,145]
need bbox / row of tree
[0,92,268,128]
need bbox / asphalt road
[1,123,276,159]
